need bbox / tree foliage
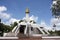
[10,22,18,30]
[52,0,60,18]
[0,19,1,23]
[48,30,60,36]
[19,20,24,23]
[30,20,36,24]
[0,23,12,36]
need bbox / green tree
[52,0,60,18]
[19,20,24,23]
[13,22,18,27]
[10,22,18,29]
[0,23,12,36]
[30,20,36,24]
[0,19,1,23]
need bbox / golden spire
[25,8,29,14]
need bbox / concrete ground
[0,36,60,40]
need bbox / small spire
[25,8,29,14]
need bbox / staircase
[17,33,42,40]
[18,37,42,40]
[17,33,27,38]
[4,32,16,37]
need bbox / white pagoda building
[3,8,50,37]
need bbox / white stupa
[3,8,50,37]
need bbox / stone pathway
[42,38,60,40]
[0,36,60,40]
[18,37,42,40]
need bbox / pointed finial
[25,8,29,14]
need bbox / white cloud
[56,23,60,26]
[30,15,38,22]
[53,1,57,5]
[0,6,7,12]
[50,18,60,30]
[51,18,59,25]
[10,18,19,23]
[23,17,26,20]
[0,6,10,19]
[6,18,19,25]
[0,12,11,19]
[40,20,52,30]
[40,20,47,27]
[0,6,20,25]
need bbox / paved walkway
[0,36,60,40]
[42,38,60,40]
[42,36,60,40]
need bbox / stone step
[0,39,19,40]
[0,36,60,40]
[17,33,42,40]
[18,37,42,40]
[4,32,16,37]
[17,33,27,38]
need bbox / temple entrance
[19,25,26,34]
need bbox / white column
[29,25,31,35]
[43,28,50,34]
[26,14,29,22]
[38,27,45,34]
[24,24,27,35]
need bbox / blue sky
[0,0,53,25]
